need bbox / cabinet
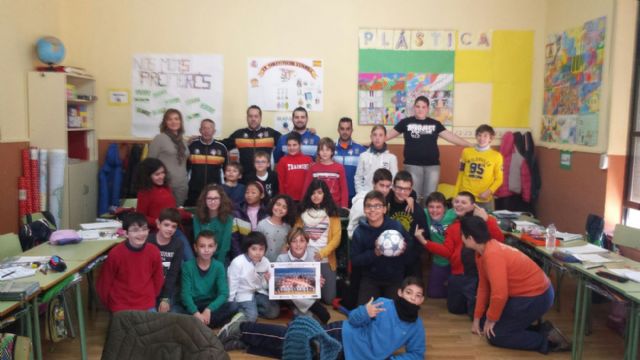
[28,71,98,229]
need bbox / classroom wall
[2,0,637,235]
[0,0,62,233]
[535,0,636,232]
[55,0,547,143]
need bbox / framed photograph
[269,262,321,300]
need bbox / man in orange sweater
[459,215,571,353]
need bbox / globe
[36,36,65,65]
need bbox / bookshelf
[27,71,98,228]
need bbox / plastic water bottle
[545,224,557,251]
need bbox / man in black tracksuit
[222,105,281,178]
[186,119,228,206]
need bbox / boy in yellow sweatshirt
[455,124,503,211]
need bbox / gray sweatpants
[404,164,440,205]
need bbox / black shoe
[547,326,572,352]
[223,339,247,352]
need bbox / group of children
[95,120,572,358]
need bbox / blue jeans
[480,286,555,353]
[447,274,478,317]
[240,320,344,358]
[236,293,280,322]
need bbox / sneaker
[223,338,247,352]
[217,312,247,342]
[547,325,572,352]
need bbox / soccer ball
[375,229,406,257]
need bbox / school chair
[0,333,32,360]
[0,233,23,260]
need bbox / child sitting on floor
[147,208,186,312]
[276,227,330,324]
[97,212,164,312]
[227,231,280,322]
[180,230,239,328]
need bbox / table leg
[75,282,87,360]
[31,297,41,360]
[572,275,587,360]
[24,303,33,360]
[625,301,639,360]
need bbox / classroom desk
[507,233,640,360]
[624,291,640,360]
[564,258,640,360]
[21,239,122,360]
[21,239,120,261]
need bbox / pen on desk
[584,264,605,270]
[1,270,16,278]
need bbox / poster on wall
[358,29,455,126]
[131,54,223,138]
[541,17,606,146]
[248,58,324,112]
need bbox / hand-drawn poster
[248,58,324,112]
[541,17,605,146]
[358,29,455,126]
[131,54,223,138]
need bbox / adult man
[222,105,281,174]
[273,107,319,162]
[186,119,228,206]
[387,171,428,279]
[334,117,366,204]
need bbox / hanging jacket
[524,132,542,201]
[98,143,123,214]
[121,143,144,199]
[495,132,532,202]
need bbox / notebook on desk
[0,280,40,301]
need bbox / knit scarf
[370,143,388,154]
[164,131,186,163]
[301,208,328,226]
[394,296,420,322]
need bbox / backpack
[18,211,57,250]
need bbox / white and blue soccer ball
[375,229,406,257]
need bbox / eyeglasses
[206,197,221,202]
[255,160,269,164]
[394,185,412,193]
[128,227,150,234]
[364,204,385,210]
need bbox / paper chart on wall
[541,17,605,146]
[131,54,224,138]
[248,58,324,112]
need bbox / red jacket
[495,132,531,202]
[276,152,313,201]
[425,216,505,275]
[303,162,349,208]
[97,242,164,312]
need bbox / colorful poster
[542,17,605,146]
[131,54,223,138]
[248,58,324,112]
[358,29,455,126]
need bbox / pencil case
[49,229,82,245]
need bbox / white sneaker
[217,312,247,342]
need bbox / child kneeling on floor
[218,276,426,359]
